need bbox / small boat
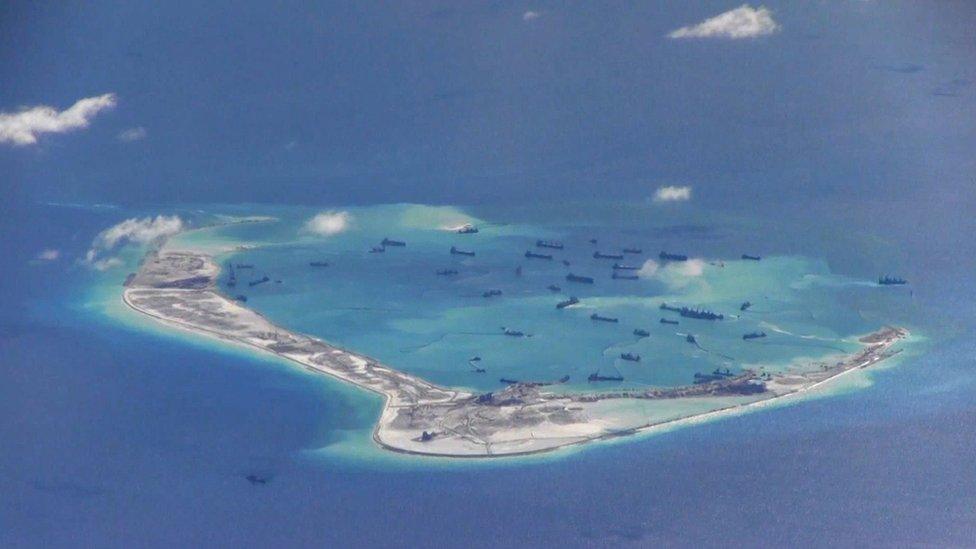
[686,334,697,344]
[658,251,688,262]
[483,289,502,298]
[525,251,553,260]
[620,353,640,362]
[503,328,525,337]
[536,240,564,250]
[556,296,579,309]
[623,248,642,254]
[381,238,406,247]
[742,331,767,340]
[878,275,908,286]
[249,276,270,287]
[450,246,475,257]
[436,269,458,276]
[245,474,269,485]
[234,295,248,302]
[633,329,650,337]
[589,238,598,244]
[740,301,752,311]
[590,313,619,323]
[369,246,385,253]
[547,284,562,293]
[566,273,594,284]
[562,260,571,267]
[500,378,520,385]
[515,265,522,276]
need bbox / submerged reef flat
[123,250,908,458]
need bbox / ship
[525,250,553,260]
[249,276,270,287]
[515,265,522,277]
[234,295,248,302]
[562,260,571,266]
[547,284,562,292]
[536,240,564,250]
[612,263,640,270]
[658,251,688,262]
[381,238,406,247]
[450,246,475,257]
[566,273,594,284]
[500,378,520,385]
[309,261,330,267]
[660,318,678,325]
[590,313,619,323]
[503,328,525,337]
[588,370,624,382]
[660,302,723,320]
[623,248,642,254]
[236,264,254,269]
[483,289,502,298]
[226,264,237,287]
[693,369,735,384]
[436,269,458,276]
[742,331,767,340]
[556,296,579,309]
[589,238,598,244]
[245,474,269,485]
[685,334,697,344]
[593,251,624,260]
[369,246,385,253]
[456,224,479,234]
[634,328,650,337]
[620,353,640,362]
[741,254,762,261]
[740,301,752,311]
[612,272,638,280]
[878,275,908,285]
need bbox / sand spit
[123,250,908,458]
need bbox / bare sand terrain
[123,249,908,458]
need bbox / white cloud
[668,5,779,39]
[522,11,541,21]
[36,249,61,261]
[653,185,692,202]
[637,259,660,278]
[84,215,184,270]
[303,210,352,236]
[118,126,146,142]
[670,258,706,277]
[0,93,117,146]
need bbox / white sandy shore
[122,248,909,458]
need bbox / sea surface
[2,199,974,547]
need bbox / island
[123,249,908,458]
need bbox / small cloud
[303,210,352,236]
[117,126,146,142]
[84,215,184,270]
[670,258,706,277]
[669,5,779,40]
[36,249,61,261]
[653,185,692,202]
[522,10,540,21]
[637,259,660,278]
[0,93,117,146]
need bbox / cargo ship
[878,275,908,285]
[450,246,475,257]
[309,261,330,267]
[658,251,688,262]
[623,248,642,254]
[556,296,579,309]
[741,254,762,261]
[588,371,624,382]
[742,331,767,340]
[381,238,406,247]
[634,328,650,337]
[620,353,640,362]
[660,302,723,320]
[612,272,638,280]
[525,251,553,260]
[590,313,619,323]
[660,318,678,325]
[566,273,594,284]
[502,328,525,337]
[536,240,564,250]
[593,251,624,260]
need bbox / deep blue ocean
[3,1,976,546]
